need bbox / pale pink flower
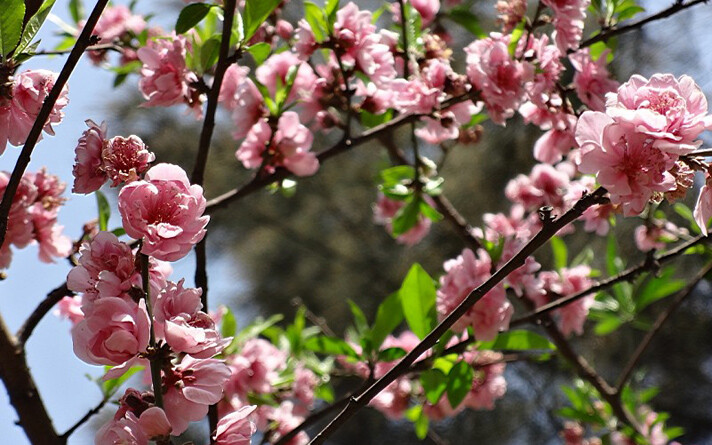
[163,356,231,434]
[137,407,172,440]
[496,0,528,32]
[423,396,464,420]
[291,366,318,411]
[466,33,533,125]
[275,19,294,40]
[294,20,317,60]
[72,120,108,194]
[118,163,209,261]
[33,208,72,263]
[55,296,84,325]
[82,5,146,65]
[437,249,512,340]
[236,112,319,176]
[260,401,309,445]
[505,163,572,212]
[634,222,683,251]
[373,194,432,246]
[463,350,507,410]
[575,112,676,215]
[569,49,618,111]
[537,266,594,336]
[606,74,712,154]
[219,65,250,111]
[214,405,257,445]
[522,35,564,107]
[72,297,150,366]
[226,338,286,399]
[230,75,266,140]
[103,135,155,186]
[392,0,440,26]
[95,412,147,445]
[255,52,319,111]
[369,377,412,419]
[138,35,199,108]
[154,280,230,358]
[0,172,36,250]
[694,183,712,235]
[542,0,590,51]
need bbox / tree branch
[60,397,108,440]
[16,283,72,348]
[0,0,110,250]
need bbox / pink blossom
[33,208,72,263]
[373,194,432,246]
[606,74,712,154]
[634,222,683,251]
[96,412,147,445]
[118,163,209,261]
[392,0,440,26]
[236,112,319,176]
[542,0,590,51]
[694,183,712,235]
[294,20,317,60]
[0,70,69,152]
[55,296,84,325]
[437,249,512,340]
[226,338,286,399]
[260,401,309,445]
[495,0,528,32]
[163,357,231,434]
[214,405,257,445]
[505,163,572,212]
[255,52,319,113]
[466,33,533,125]
[575,112,676,215]
[423,396,464,420]
[138,35,199,109]
[154,280,230,358]
[219,65,250,111]
[463,350,507,409]
[72,297,150,366]
[82,5,146,64]
[537,266,594,336]
[369,377,412,419]
[72,120,108,194]
[137,407,172,440]
[230,75,266,140]
[291,366,318,412]
[103,135,155,186]
[569,49,618,111]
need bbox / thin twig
[60,397,108,440]
[0,0,110,250]
[140,252,164,409]
[578,0,709,50]
[307,188,609,444]
[16,283,72,347]
[32,42,123,56]
[615,261,712,392]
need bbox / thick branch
[0,314,63,445]
[615,261,712,392]
[0,0,110,250]
[307,187,609,444]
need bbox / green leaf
[69,0,84,23]
[507,20,526,58]
[421,369,448,404]
[303,2,327,42]
[221,307,237,338]
[15,0,55,56]
[246,42,271,65]
[594,313,622,335]
[360,109,393,128]
[419,199,443,222]
[550,236,568,271]
[0,0,24,58]
[370,291,403,349]
[635,267,685,313]
[175,3,214,34]
[314,382,335,403]
[380,165,414,187]
[391,196,421,237]
[243,0,281,43]
[398,263,437,339]
[275,64,298,109]
[414,407,429,440]
[446,361,474,408]
[200,35,221,72]
[101,365,143,397]
[325,0,339,28]
[446,7,485,37]
[95,191,110,231]
[304,335,359,357]
[378,347,407,362]
[674,202,701,234]
[234,314,284,344]
[588,41,614,63]
[111,227,126,237]
[478,330,556,351]
[347,299,369,335]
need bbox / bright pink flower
[153,280,230,358]
[118,163,209,261]
[291,366,318,411]
[137,407,172,440]
[575,112,676,215]
[522,35,564,107]
[138,35,199,109]
[505,163,572,212]
[72,297,150,366]
[392,0,440,26]
[0,172,36,250]
[214,405,257,445]
[373,194,432,246]
[0,70,69,151]
[163,356,231,435]
[236,112,319,177]
[542,0,590,51]
[606,74,712,154]
[226,338,286,399]
[569,49,618,111]
[72,120,108,194]
[534,128,577,164]
[103,135,155,186]
[466,33,533,125]
[437,249,512,340]
[537,266,593,336]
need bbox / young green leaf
[304,335,359,357]
[247,42,271,65]
[175,3,214,34]
[370,291,403,349]
[391,196,421,237]
[200,35,221,72]
[303,2,327,42]
[101,365,143,397]
[420,369,448,404]
[478,330,556,351]
[243,0,282,43]
[95,190,111,231]
[446,6,485,37]
[69,0,84,24]
[377,347,407,362]
[221,307,237,338]
[635,267,685,313]
[398,263,437,339]
[446,360,474,408]
[550,236,568,271]
[507,20,526,57]
[0,0,25,58]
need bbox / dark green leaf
[391,196,421,237]
[421,369,448,404]
[15,0,55,56]
[446,7,485,37]
[303,2,327,42]
[111,227,126,237]
[304,335,359,357]
[478,330,556,351]
[95,191,110,231]
[371,291,403,349]
[243,0,281,43]
[446,361,474,408]
[378,347,407,362]
[221,307,237,338]
[247,42,271,65]
[200,35,221,71]
[398,263,437,339]
[635,267,685,313]
[550,236,568,270]
[0,0,24,58]
[175,3,214,34]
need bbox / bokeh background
[2,0,712,443]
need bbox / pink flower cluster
[79,5,147,65]
[542,0,590,52]
[72,120,155,194]
[576,74,712,217]
[0,169,71,269]
[0,70,69,154]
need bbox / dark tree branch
[578,0,709,50]
[615,261,712,392]
[0,0,110,250]
[16,283,72,347]
[60,397,108,440]
[32,42,123,56]
[307,188,609,444]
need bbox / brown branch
[0,0,110,251]
[307,187,609,444]
[578,0,709,50]
[510,234,709,327]
[0,313,63,444]
[615,261,712,392]
[60,397,108,440]
[16,283,72,347]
